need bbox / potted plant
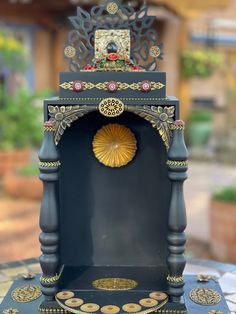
[181,49,223,78]
[187,109,213,147]
[210,185,236,262]
[3,163,42,200]
[0,89,43,176]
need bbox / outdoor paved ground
[0,161,236,263]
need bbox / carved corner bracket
[48,105,96,145]
[126,105,175,150]
[48,104,175,149]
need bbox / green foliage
[188,109,213,123]
[17,164,39,176]
[0,89,50,150]
[181,49,223,78]
[0,31,28,72]
[213,186,236,204]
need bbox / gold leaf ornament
[92,124,137,168]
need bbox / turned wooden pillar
[167,120,188,303]
[38,121,60,306]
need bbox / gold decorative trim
[98,98,124,117]
[11,285,42,303]
[40,265,64,284]
[127,105,175,150]
[149,46,161,58]
[157,310,187,314]
[56,296,168,314]
[38,308,67,313]
[170,125,185,130]
[48,105,96,145]
[189,288,221,306]
[3,309,19,314]
[167,275,184,283]
[92,124,137,168]
[166,160,188,167]
[92,277,138,291]
[39,161,61,168]
[209,311,223,314]
[59,81,165,92]
[44,126,56,132]
[59,97,168,101]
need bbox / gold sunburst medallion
[92,124,137,168]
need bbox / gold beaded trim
[156,311,187,313]
[40,265,64,284]
[167,275,184,283]
[38,308,67,313]
[166,160,188,167]
[39,161,61,168]
[59,97,168,101]
[60,81,165,91]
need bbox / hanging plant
[0,31,28,72]
[181,49,223,78]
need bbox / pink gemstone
[140,80,151,92]
[73,80,84,92]
[107,81,118,92]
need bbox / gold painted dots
[139,298,158,307]
[92,124,137,168]
[149,46,161,58]
[149,291,168,301]
[106,2,119,14]
[56,291,75,300]
[81,303,100,312]
[64,45,76,58]
[65,298,84,307]
[98,98,124,117]
[122,303,142,313]
[101,305,120,314]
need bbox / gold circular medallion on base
[101,305,120,314]
[11,285,41,303]
[122,303,142,313]
[65,298,84,307]
[149,291,168,301]
[149,46,161,58]
[139,298,158,307]
[190,288,221,305]
[56,291,75,300]
[92,124,137,168]
[92,277,138,291]
[64,45,76,58]
[81,303,100,312]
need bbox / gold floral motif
[22,272,35,280]
[106,2,119,14]
[149,46,161,58]
[92,277,138,291]
[3,309,19,314]
[92,124,137,168]
[11,285,42,303]
[209,311,223,314]
[189,288,221,306]
[167,275,184,283]
[64,45,76,58]
[98,98,124,117]
[59,81,165,91]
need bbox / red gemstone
[140,80,151,92]
[108,53,118,61]
[107,81,118,92]
[73,80,84,92]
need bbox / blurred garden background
[0,0,236,264]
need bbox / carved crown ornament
[48,104,175,149]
